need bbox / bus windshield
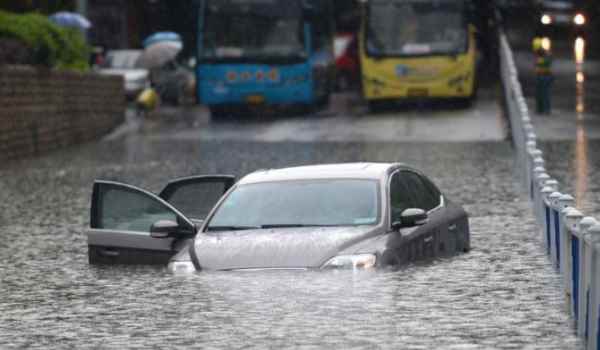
[200,0,306,62]
[367,0,467,57]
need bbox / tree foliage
[0,10,89,70]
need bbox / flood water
[0,137,582,349]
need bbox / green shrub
[0,10,89,70]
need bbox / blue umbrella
[143,32,182,48]
[49,11,91,30]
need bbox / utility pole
[76,0,87,15]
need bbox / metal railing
[500,31,600,349]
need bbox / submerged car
[87,163,470,272]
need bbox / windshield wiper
[207,226,260,232]
[261,224,310,229]
[260,224,344,229]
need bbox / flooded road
[0,109,582,349]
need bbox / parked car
[86,163,470,272]
[98,50,149,100]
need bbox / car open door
[158,175,235,224]
[87,176,235,265]
[88,181,197,265]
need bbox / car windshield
[367,0,467,56]
[207,179,380,230]
[201,0,306,61]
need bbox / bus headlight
[321,254,377,270]
[574,13,586,26]
[541,14,552,25]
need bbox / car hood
[192,226,378,270]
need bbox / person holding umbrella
[49,11,91,31]
[136,34,188,106]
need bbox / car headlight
[574,13,586,26]
[321,254,377,270]
[168,261,196,274]
[541,14,552,25]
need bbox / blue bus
[196,0,335,118]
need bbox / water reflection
[573,37,588,207]
[0,138,584,348]
[542,37,552,52]
[575,37,585,65]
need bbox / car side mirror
[392,208,429,230]
[150,220,180,238]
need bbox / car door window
[389,172,418,222]
[93,182,188,233]
[159,176,235,221]
[401,171,439,211]
[420,175,442,209]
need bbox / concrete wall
[0,66,125,161]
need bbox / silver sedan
[86,163,470,271]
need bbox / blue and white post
[535,173,551,226]
[540,186,555,253]
[558,195,576,274]
[531,166,546,201]
[586,224,600,350]
[577,216,598,336]
[564,208,584,317]
[525,140,537,188]
[548,191,563,267]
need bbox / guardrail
[500,32,600,349]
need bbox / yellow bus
[359,0,478,110]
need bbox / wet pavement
[0,73,585,348]
[508,18,600,219]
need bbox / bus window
[367,2,467,56]
[201,0,306,61]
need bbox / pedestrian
[533,38,553,115]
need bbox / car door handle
[424,236,434,243]
[99,248,120,257]
[448,224,458,232]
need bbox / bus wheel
[460,93,476,109]
[317,93,331,109]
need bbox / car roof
[238,163,405,185]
